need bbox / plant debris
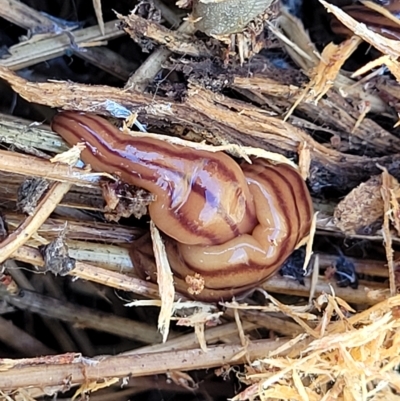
[0,0,400,399]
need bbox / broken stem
[0,181,72,263]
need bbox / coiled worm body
[52,112,313,301]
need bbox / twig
[320,0,400,58]
[0,0,135,81]
[0,174,105,212]
[124,20,195,91]
[0,315,54,356]
[6,261,81,354]
[0,287,167,343]
[318,253,389,277]
[0,338,287,390]
[41,274,95,356]
[4,212,141,245]
[0,20,124,70]
[12,246,162,300]
[0,113,68,153]
[71,261,162,299]
[118,13,209,58]
[0,149,101,187]
[125,321,259,355]
[380,168,396,296]
[125,46,173,92]
[232,76,400,153]
[92,0,105,36]
[229,310,306,337]
[0,0,61,32]
[150,221,175,343]
[153,0,183,27]
[262,275,389,305]
[0,182,72,263]
[72,46,138,81]
[123,0,189,91]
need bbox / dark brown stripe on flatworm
[245,164,296,242]
[267,164,310,235]
[271,164,313,242]
[80,113,241,184]
[251,161,312,237]
[175,248,291,290]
